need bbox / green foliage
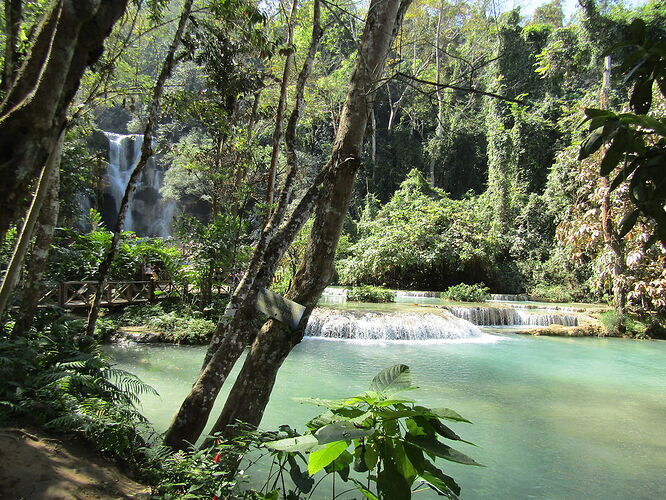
[47,210,183,282]
[114,303,215,344]
[528,284,576,303]
[347,286,395,303]
[441,283,489,302]
[0,313,155,462]
[599,310,647,337]
[263,365,479,499]
[340,170,501,291]
[579,19,666,244]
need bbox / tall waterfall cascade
[445,306,578,327]
[305,309,485,341]
[99,132,175,237]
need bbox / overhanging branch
[394,71,524,104]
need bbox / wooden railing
[39,281,180,309]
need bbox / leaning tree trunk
[208,0,413,439]
[0,0,128,243]
[264,0,300,222]
[11,162,61,336]
[85,0,194,337]
[0,131,64,320]
[163,0,324,450]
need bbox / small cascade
[395,290,439,298]
[100,132,174,237]
[445,306,578,327]
[305,308,484,341]
[488,293,531,301]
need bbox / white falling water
[488,293,531,301]
[305,308,486,342]
[445,306,578,327]
[101,132,174,237]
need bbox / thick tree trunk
[11,162,60,336]
[85,0,194,337]
[0,131,64,319]
[163,0,324,450]
[0,0,128,242]
[209,0,413,439]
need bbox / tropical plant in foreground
[263,364,480,499]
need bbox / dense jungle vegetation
[1,0,665,497]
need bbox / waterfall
[445,306,578,327]
[395,290,439,298]
[100,132,175,237]
[305,309,485,341]
[488,293,531,301]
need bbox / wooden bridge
[39,281,180,309]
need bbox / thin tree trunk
[430,2,444,186]
[264,0,299,222]
[598,55,626,323]
[11,162,60,336]
[0,130,64,319]
[209,0,413,439]
[163,0,324,450]
[0,0,128,242]
[1,0,22,94]
[85,0,194,337]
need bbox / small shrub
[114,303,215,344]
[347,285,395,303]
[529,284,576,303]
[599,311,646,337]
[441,283,489,302]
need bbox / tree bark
[1,0,23,94]
[85,0,194,337]
[163,0,324,450]
[0,130,64,319]
[0,0,128,242]
[598,54,627,323]
[11,159,60,336]
[209,0,413,439]
[264,0,299,221]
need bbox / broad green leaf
[324,449,353,481]
[364,441,379,471]
[369,364,415,395]
[406,435,483,466]
[420,459,461,498]
[264,434,318,453]
[579,126,604,160]
[391,439,418,484]
[430,407,472,423]
[294,397,345,409]
[308,440,348,475]
[619,210,640,238]
[315,421,374,445]
[377,447,412,499]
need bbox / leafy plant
[579,19,666,244]
[0,314,156,462]
[263,365,480,499]
[441,283,489,302]
[347,286,395,303]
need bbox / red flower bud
[214,452,221,463]
[213,496,219,500]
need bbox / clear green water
[107,333,666,499]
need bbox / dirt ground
[0,428,150,499]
